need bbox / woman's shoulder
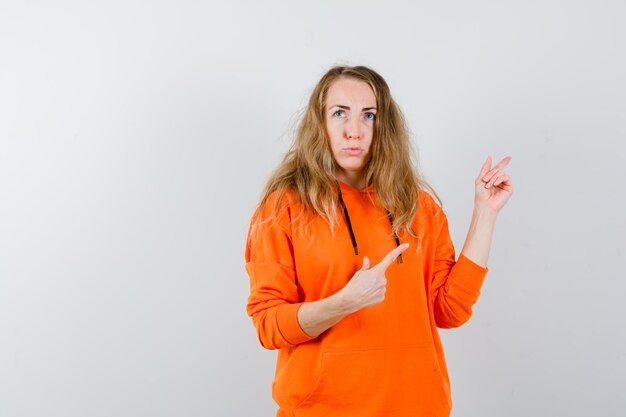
[254,187,301,222]
[413,188,446,234]
[263,187,300,210]
[417,188,442,214]
[248,187,302,241]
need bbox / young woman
[244,65,513,417]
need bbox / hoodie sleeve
[244,192,316,350]
[429,199,489,329]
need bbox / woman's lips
[344,148,363,155]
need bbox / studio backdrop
[1,1,624,416]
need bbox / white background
[1,1,625,416]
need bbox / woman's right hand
[297,243,410,337]
[338,243,410,314]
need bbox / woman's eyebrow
[329,104,377,111]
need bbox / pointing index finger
[375,243,410,272]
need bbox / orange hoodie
[245,181,488,417]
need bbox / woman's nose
[346,117,361,139]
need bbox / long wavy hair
[250,65,439,241]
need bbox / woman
[244,65,513,417]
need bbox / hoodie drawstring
[335,180,403,264]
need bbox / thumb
[360,256,371,270]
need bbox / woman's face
[324,77,376,186]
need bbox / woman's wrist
[298,292,355,337]
[330,289,359,316]
[472,204,499,223]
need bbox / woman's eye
[364,112,376,120]
[332,110,345,118]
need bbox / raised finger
[476,155,492,182]
[482,156,512,182]
[489,156,512,175]
[375,243,410,272]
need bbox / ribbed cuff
[450,253,489,295]
[275,303,317,346]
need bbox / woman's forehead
[326,78,376,108]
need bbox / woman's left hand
[474,155,514,214]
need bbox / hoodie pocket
[294,345,449,417]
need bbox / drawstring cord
[386,210,403,264]
[335,180,403,264]
[336,181,359,256]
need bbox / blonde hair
[251,65,439,240]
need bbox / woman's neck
[335,170,366,190]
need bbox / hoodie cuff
[449,253,489,295]
[276,303,317,346]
